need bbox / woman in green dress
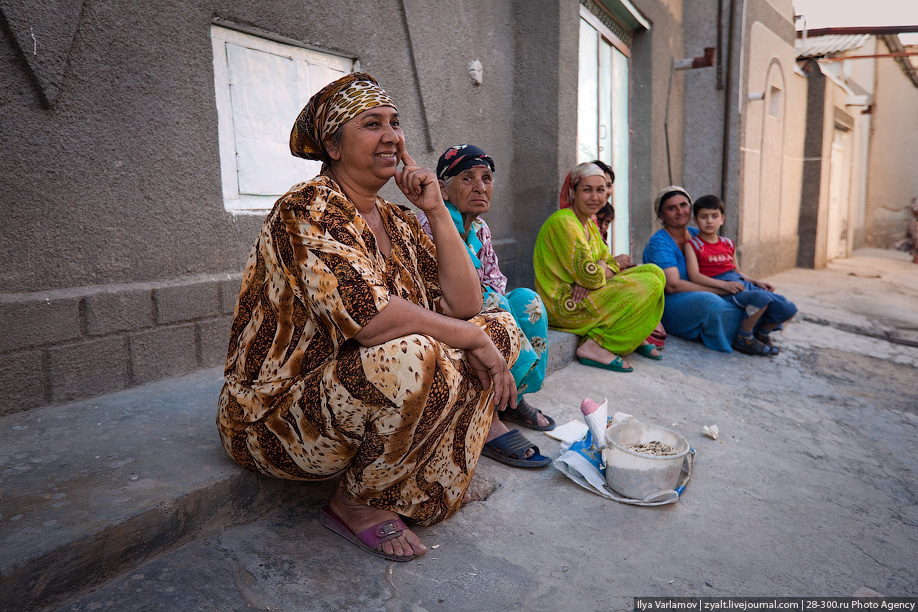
[533,163,665,372]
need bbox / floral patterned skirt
[486,288,548,396]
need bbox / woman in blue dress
[641,186,743,352]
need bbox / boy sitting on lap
[683,195,797,356]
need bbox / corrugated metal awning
[796,33,872,58]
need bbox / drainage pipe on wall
[397,0,434,152]
[720,0,737,207]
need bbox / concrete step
[546,329,579,376]
[0,368,309,612]
[0,331,581,612]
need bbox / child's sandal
[754,330,780,354]
[732,335,777,357]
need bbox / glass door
[577,9,630,255]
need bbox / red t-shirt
[687,235,735,276]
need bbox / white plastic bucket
[603,422,691,500]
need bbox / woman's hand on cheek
[395,150,444,213]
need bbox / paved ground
[3,249,917,612]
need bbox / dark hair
[596,203,614,222]
[591,160,615,184]
[693,194,725,216]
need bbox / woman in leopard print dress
[217,73,519,562]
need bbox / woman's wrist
[453,320,488,350]
[419,201,451,222]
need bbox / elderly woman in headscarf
[414,145,555,468]
[216,73,520,562]
[533,162,665,372]
[641,186,744,352]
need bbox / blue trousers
[715,271,797,326]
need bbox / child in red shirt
[683,195,797,356]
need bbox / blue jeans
[714,271,798,327]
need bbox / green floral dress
[533,209,665,354]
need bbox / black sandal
[732,335,777,356]
[500,397,556,431]
[481,429,551,468]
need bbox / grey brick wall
[129,325,199,385]
[0,274,241,415]
[154,283,221,325]
[196,318,233,369]
[0,298,82,351]
[83,289,155,337]
[48,336,129,404]
[0,350,46,416]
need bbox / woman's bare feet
[329,487,426,559]
[531,408,552,428]
[575,338,632,370]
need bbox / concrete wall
[630,0,686,245]
[819,38,875,252]
[796,59,866,269]
[839,38,876,251]
[797,59,827,269]
[0,0,565,413]
[506,0,580,290]
[0,0,694,413]
[864,39,918,248]
[681,0,729,208]
[680,0,803,278]
[736,16,803,277]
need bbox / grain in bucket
[603,422,691,500]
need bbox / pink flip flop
[319,506,418,562]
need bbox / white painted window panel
[578,18,600,163]
[227,43,305,196]
[211,25,353,214]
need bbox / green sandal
[634,344,663,361]
[579,356,634,373]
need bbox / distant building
[795,28,918,265]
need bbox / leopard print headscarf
[289,72,398,161]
